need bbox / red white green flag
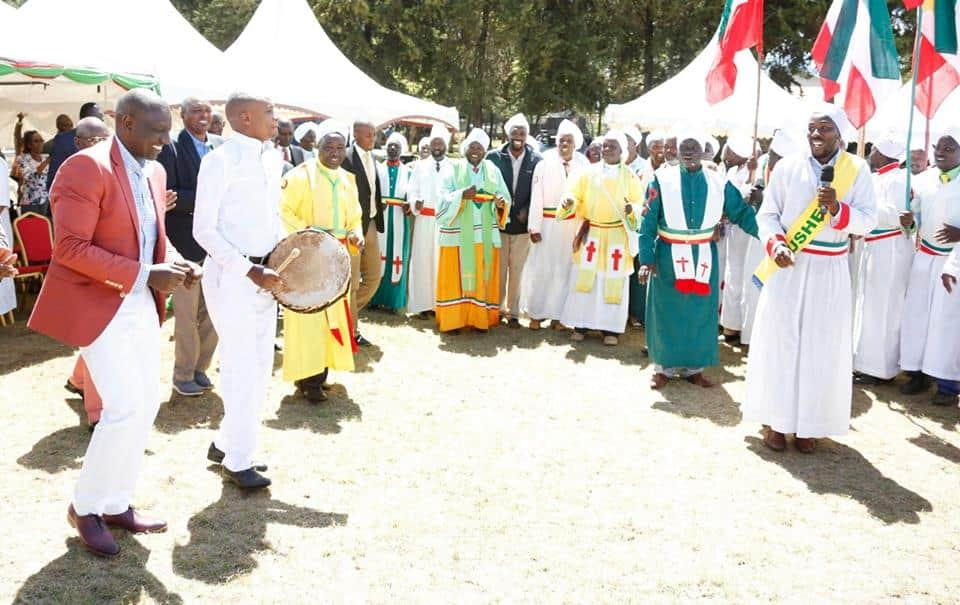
[705,0,765,105]
[907,0,960,118]
[811,0,902,129]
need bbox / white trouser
[74,288,160,516]
[202,261,277,472]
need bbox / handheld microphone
[819,166,835,217]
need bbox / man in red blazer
[29,89,200,557]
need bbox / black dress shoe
[506,318,521,328]
[207,443,268,472]
[222,466,271,489]
[355,333,372,347]
[298,385,328,402]
[931,391,959,407]
[900,373,932,395]
[64,380,84,397]
[854,373,893,386]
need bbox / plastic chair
[12,211,52,290]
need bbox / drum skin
[267,229,351,313]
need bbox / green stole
[452,160,501,293]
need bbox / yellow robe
[279,160,363,381]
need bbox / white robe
[900,169,960,381]
[739,236,764,345]
[852,166,913,379]
[406,157,450,314]
[520,151,588,321]
[0,208,15,315]
[375,161,412,282]
[744,151,877,438]
[720,164,754,331]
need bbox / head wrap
[294,121,318,143]
[704,135,719,156]
[385,131,408,151]
[623,126,642,147]
[504,113,530,136]
[938,125,960,148]
[556,118,584,150]
[461,127,491,152]
[429,123,451,147]
[602,130,629,162]
[770,129,803,157]
[809,102,855,141]
[316,119,349,143]
[673,128,706,153]
[647,129,667,144]
[418,136,431,150]
[872,136,905,162]
[725,134,755,160]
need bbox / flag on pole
[705,0,765,105]
[910,0,960,118]
[811,0,902,129]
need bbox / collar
[809,147,841,169]
[316,161,342,179]
[116,137,145,170]
[232,131,272,155]
[387,159,401,167]
[185,129,208,146]
[941,164,960,183]
[877,161,900,175]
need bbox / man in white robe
[744,106,877,453]
[899,126,960,406]
[852,137,913,384]
[520,119,589,329]
[406,125,451,318]
[719,134,757,342]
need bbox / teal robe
[639,167,758,368]
[370,163,412,310]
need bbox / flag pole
[905,6,924,213]
[749,49,764,182]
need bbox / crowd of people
[1,87,958,557]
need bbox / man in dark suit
[157,98,223,397]
[276,119,305,167]
[46,101,104,190]
[341,120,385,346]
[487,113,542,327]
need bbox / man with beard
[406,125,452,319]
[370,132,414,312]
[486,114,542,327]
[520,119,589,330]
[744,105,877,453]
[900,126,960,406]
[436,128,511,332]
[279,120,363,402]
[639,133,757,389]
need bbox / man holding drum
[194,92,286,489]
[279,119,363,402]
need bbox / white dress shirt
[356,145,377,219]
[193,132,286,279]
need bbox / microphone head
[821,166,835,184]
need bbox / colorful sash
[449,161,506,293]
[656,166,723,296]
[864,227,902,243]
[380,196,407,283]
[752,152,859,288]
[919,238,952,256]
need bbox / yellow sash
[752,152,858,288]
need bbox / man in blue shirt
[46,101,104,190]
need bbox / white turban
[385,131,408,151]
[770,129,803,157]
[624,126,642,147]
[647,129,667,144]
[418,136,431,150]
[603,129,629,162]
[294,121,318,143]
[909,131,932,153]
[704,135,720,155]
[939,125,960,147]
[556,118,584,150]
[810,102,855,141]
[429,123,450,147]
[674,129,707,152]
[504,113,530,136]
[316,119,349,142]
[461,127,491,152]
[872,136,905,161]
[725,134,755,160]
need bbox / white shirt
[193,132,286,279]
[356,145,377,219]
[509,148,526,193]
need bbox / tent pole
[749,50,763,183]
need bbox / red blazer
[28,137,169,347]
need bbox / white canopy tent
[0,0,235,149]
[225,0,459,129]
[604,39,808,138]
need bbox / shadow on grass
[851,387,874,419]
[870,383,960,432]
[14,538,183,604]
[909,432,960,465]
[651,371,743,427]
[354,341,384,373]
[265,385,361,434]
[744,436,932,524]
[17,424,88,474]
[154,391,225,435]
[437,323,546,358]
[0,322,75,376]
[172,484,347,584]
[562,329,651,368]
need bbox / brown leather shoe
[650,373,669,390]
[795,437,817,454]
[529,319,541,330]
[686,372,714,388]
[762,427,786,452]
[102,507,167,534]
[68,504,119,557]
